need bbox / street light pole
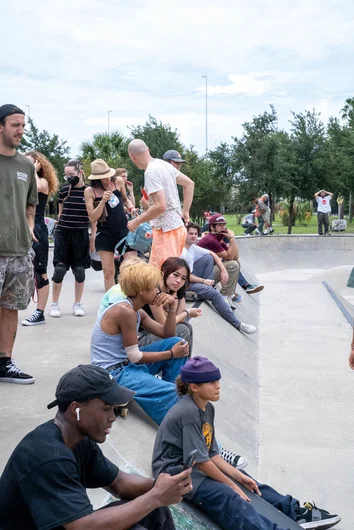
[201,76,208,152]
[25,105,31,119]
[108,110,112,135]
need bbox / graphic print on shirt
[202,422,213,450]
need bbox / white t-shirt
[181,244,209,273]
[316,195,331,213]
[144,159,183,232]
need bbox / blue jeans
[192,255,241,329]
[191,474,299,530]
[111,337,187,425]
[238,272,249,288]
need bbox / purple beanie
[180,356,221,384]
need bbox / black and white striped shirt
[57,185,89,230]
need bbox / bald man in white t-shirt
[128,140,194,268]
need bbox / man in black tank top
[49,160,94,319]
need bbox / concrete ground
[0,235,353,529]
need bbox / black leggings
[99,500,175,529]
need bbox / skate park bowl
[0,235,353,528]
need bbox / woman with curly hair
[21,151,59,326]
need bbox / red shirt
[197,233,228,254]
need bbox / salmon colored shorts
[149,225,187,269]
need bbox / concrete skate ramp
[236,234,354,274]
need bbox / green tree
[80,132,128,176]
[19,118,70,184]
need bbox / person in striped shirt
[49,160,94,318]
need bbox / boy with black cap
[0,104,37,384]
[0,364,192,529]
[152,357,341,530]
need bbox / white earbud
[75,408,81,421]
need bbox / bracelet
[166,308,177,313]
[184,309,189,318]
[170,349,174,359]
[202,279,204,283]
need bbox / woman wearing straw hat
[85,159,136,291]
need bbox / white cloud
[1,0,354,155]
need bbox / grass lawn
[223,214,354,235]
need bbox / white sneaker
[73,303,85,317]
[239,322,257,334]
[254,228,260,235]
[49,303,61,318]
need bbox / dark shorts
[0,249,35,311]
[53,228,90,269]
[95,228,129,254]
[32,223,49,275]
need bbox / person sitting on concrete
[91,259,190,425]
[197,214,264,297]
[181,223,256,334]
[139,257,202,354]
[314,189,333,236]
[0,364,191,530]
[242,210,260,236]
[152,356,341,530]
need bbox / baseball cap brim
[170,157,186,163]
[100,384,136,407]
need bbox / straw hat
[88,159,116,180]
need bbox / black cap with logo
[47,364,135,409]
[0,104,25,122]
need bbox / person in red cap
[0,104,37,385]
[152,357,341,530]
[198,213,264,299]
[0,364,192,530]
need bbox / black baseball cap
[163,150,186,163]
[47,364,135,409]
[0,104,25,122]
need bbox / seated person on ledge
[152,357,341,530]
[90,259,190,425]
[0,365,192,530]
[139,257,203,354]
[198,214,264,295]
[181,223,256,335]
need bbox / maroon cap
[208,214,226,225]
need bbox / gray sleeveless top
[90,298,141,369]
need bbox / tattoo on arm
[26,204,36,230]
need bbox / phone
[183,449,198,470]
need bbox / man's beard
[2,133,22,149]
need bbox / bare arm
[130,190,166,227]
[105,470,153,500]
[58,202,63,220]
[84,187,109,223]
[116,177,134,211]
[26,204,37,242]
[176,172,194,223]
[209,250,228,281]
[216,236,239,261]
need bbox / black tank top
[94,189,127,231]
[35,192,48,224]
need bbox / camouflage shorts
[0,249,35,311]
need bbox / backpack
[115,222,153,256]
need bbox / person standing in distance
[49,159,93,318]
[0,104,37,384]
[314,189,333,236]
[127,140,194,268]
[21,151,59,326]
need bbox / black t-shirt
[0,420,118,530]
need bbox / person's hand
[34,160,41,173]
[238,474,261,496]
[126,180,134,190]
[127,218,140,233]
[153,469,192,506]
[172,340,189,358]
[349,348,354,370]
[203,279,214,286]
[153,292,175,308]
[226,229,235,239]
[220,269,229,284]
[182,210,190,224]
[102,190,113,203]
[231,483,250,502]
[188,308,202,318]
[30,228,38,243]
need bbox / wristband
[184,309,189,318]
[202,279,204,283]
[170,349,174,359]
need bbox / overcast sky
[2,0,354,156]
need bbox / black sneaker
[21,310,45,326]
[296,501,341,529]
[0,359,35,384]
